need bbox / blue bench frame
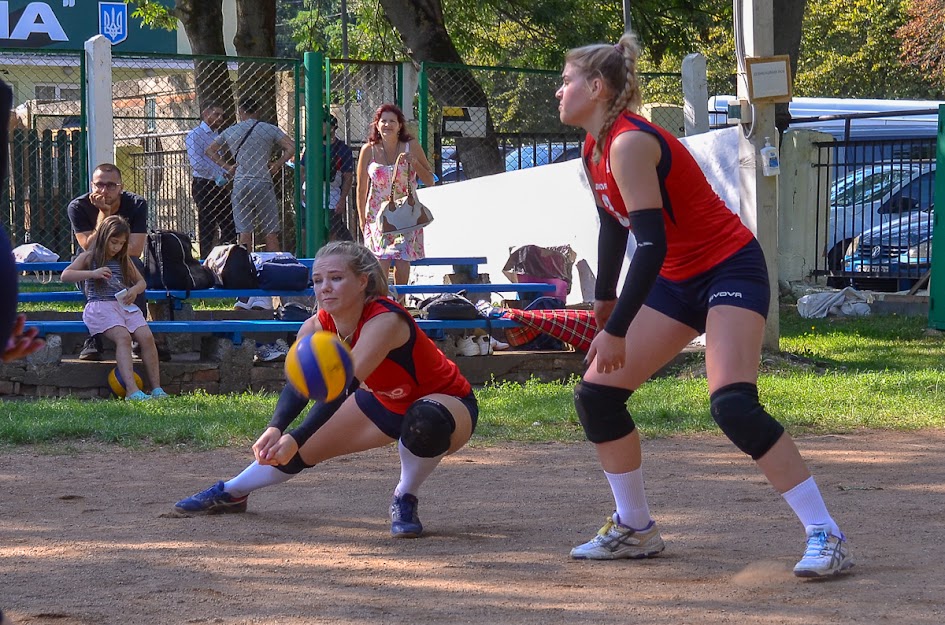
[25,318,522,346]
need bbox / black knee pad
[275,452,313,475]
[401,399,456,458]
[710,382,784,460]
[573,381,635,443]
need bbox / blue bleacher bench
[25,318,523,346]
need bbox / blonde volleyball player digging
[175,241,477,538]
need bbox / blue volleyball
[285,331,354,401]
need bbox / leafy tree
[796,0,940,99]
[897,0,945,91]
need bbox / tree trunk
[773,0,808,133]
[174,0,235,122]
[378,0,504,177]
[234,0,279,125]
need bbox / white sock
[782,476,841,537]
[604,468,652,530]
[224,461,294,498]
[395,440,444,497]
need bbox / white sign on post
[746,55,793,103]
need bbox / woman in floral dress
[356,103,435,289]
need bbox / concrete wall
[778,129,834,283]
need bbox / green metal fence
[416,62,685,183]
[929,106,944,330]
[110,52,302,256]
[0,48,85,257]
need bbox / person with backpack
[66,163,170,362]
[206,97,295,253]
[61,216,168,401]
[556,32,852,577]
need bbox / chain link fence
[110,53,301,257]
[1,49,85,258]
[318,59,401,244]
[417,63,685,184]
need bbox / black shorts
[354,389,479,439]
[644,238,770,334]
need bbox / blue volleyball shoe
[175,481,248,515]
[390,493,423,538]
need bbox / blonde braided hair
[565,32,642,164]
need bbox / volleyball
[107,367,144,399]
[284,331,355,401]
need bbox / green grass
[2,308,943,450]
[17,280,244,313]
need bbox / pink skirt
[83,300,148,336]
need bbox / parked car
[825,163,935,269]
[842,208,934,290]
[440,142,582,184]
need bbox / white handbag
[375,152,434,236]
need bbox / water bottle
[760,137,780,177]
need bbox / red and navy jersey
[317,298,471,413]
[583,112,754,281]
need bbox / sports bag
[145,230,215,292]
[253,253,310,291]
[419,292,480,320]
[204,244,259,289]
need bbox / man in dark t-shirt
[66,164,169,361]
[299,115,355,242]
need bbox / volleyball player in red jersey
[557,32,852,577]
[175,241,477,538]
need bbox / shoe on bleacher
[79,335,103,361]
[249,296,273,310]
[491,337,510,351]
[475,335,492,355]
[175,481,248,515]
[254,343,283,363]
[455,335,480,357]
[274,339,290,357]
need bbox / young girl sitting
[61,215,168,401]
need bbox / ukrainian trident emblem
[99,2,128,45]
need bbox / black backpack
[205,244,259,289]
[419,292,481,320]
[145,230,215,292]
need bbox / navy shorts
[644,238,770,334]
[354,389,479,440]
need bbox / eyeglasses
[92,181,120,191]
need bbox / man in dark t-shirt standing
[66,163,168,361]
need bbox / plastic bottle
[760,137,780,177]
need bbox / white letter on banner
[11,3,69,42]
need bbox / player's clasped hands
[253,427,298,466]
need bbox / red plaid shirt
[504,309,597,352]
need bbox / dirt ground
[2,431,944,625]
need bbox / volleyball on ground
[284,331,354,401]
[107,367,144,398]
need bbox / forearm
[595,206,629,301]
[603,209,667,337]
[267,384,311,432]
[287,378,359,446]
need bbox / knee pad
[401,399,456,458]
[573,381,635,443]
[275,452,313,475]
[710,382,784,460]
